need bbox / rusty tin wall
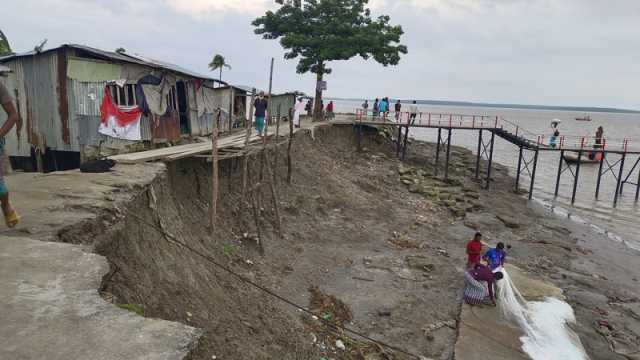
[18,50,73,151]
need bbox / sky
[2,0,639,109]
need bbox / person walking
[379,98,388,118]
[293,97,305,128]
[595,126,604,148]
[254,91,268,137]
[373,98,379,118]
[394,99,402,121]
[409,100,418,124]
[326,101,334,119]
[362,100,369,117]
[0,80,21,228]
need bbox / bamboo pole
[273,104,282,185]
[287,106,294,183]
[210,109,220,236]
[262,58,282,237]
[241,89,256,201]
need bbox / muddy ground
[22,124,639,359]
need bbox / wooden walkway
[110,121,317,164]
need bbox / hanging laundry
[99,88,142,140]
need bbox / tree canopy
[208,54,232,82]
[252,0,407,118]
[0,30,12,56]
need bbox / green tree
[0,29,13,56]
[208,54,232,82]
[253,0,407,120]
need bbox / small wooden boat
[563,151,601,164]
[575,115,592,121]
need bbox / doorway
[176,81,190,135]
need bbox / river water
[332,99,640,251]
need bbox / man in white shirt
[409,100,419,124]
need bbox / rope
[122,210,423,359]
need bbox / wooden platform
[109,121,318,164]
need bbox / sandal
[5,209,20,228]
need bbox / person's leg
[0,176,17,228]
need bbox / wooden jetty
[340,111,640,208]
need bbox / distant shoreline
[327,97,640,114]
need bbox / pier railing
[354,109,639,153]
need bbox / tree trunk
[313,71,324,121]
[219,68,222,82]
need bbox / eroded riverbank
[1,123,638,359]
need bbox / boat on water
[563,151,601,164]
[575,115,592,121]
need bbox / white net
[496,268,589,360]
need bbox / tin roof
[0,44,224,83]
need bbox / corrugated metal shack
[0,44,234,171]
[270,92,304,121]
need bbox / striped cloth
[463,271,489,305]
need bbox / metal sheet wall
[0,69,30,156]
[20,51,72,151]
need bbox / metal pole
[515,146,523,192]
[595,151,606,200]
[614,153,627,207]
[571,151,582,205]
[555,150,564,197]
[475,129,482,179]
[444,129,452,179]
[528,149,539,200]
[485,131,495,189]
[435,128,442,177]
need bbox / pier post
[635,161,640,202]
[515,146,523,192]
[444,129,452,180]
[435,128,442,177]
[396,126,402,158]
[595,151,606,200]
[613,153,627,207]
[554,150,564,197]
[475,129,482,179]
[402,124,410,160]
[528,149,539,200]
[485,131,495,189]
[357,123,363,151]
[571,151,582,205]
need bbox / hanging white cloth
[293,100,305,127]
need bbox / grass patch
[223,243,238,256]
[117,303,145,317]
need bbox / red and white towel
[99,88,142,141]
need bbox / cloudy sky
[2,0,639,109]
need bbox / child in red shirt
[466,232,483,269]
